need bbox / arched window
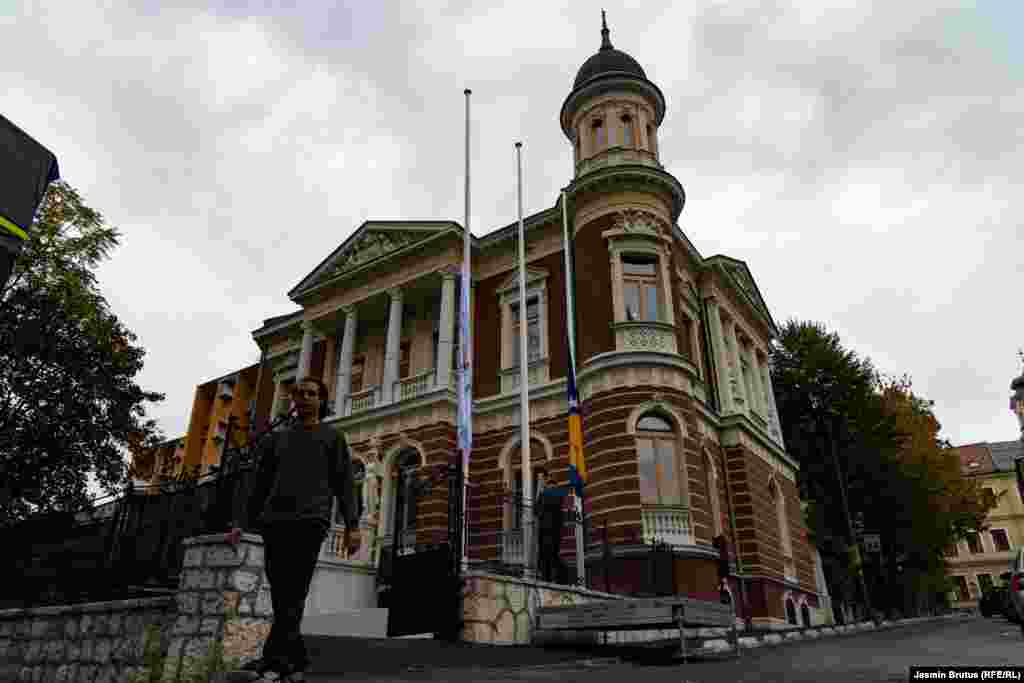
[636,413,682,505]
[592,118,605,151]
[621,114,634,147]
[505,438,548,530]
[770,476,795,578]
[392,449,420,550]
[704,451,722,536]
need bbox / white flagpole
[460,88,473,572]
[515,142,534,579]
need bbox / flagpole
[459,87,473,572]
[562,189,586,586]
[515,142,534,579]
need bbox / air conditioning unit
[217,381,235,400]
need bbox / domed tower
[562,12,686,363]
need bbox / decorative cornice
[567,164,685,222]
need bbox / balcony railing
[613,321,678,354]
[641,504,692,547]
[501,528,525,565]
[349,386,380,414]
[395,370,435,402]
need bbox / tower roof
[572,10,647,89]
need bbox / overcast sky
[4,0,1021,450]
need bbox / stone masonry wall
[162,533,272,681]
[0,596,175,683]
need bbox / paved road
[307,615,1023,682]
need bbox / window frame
[497,270,550,393]
[635,412,684,506]
[622,253,661,322]
[991,528,1010,552]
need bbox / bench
[536,597,739,661]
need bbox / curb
[679,611,973,659]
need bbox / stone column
[382,288,404,404]
[334,305,357,417]
[608,247,624,324]
[165,534,272,681]
[727,323,749,413]
[706,298,733,414]
[436,272,457,390]
[268,380,283,422]
[745,344,764,417]
[296,320,315,380]
[761,360,786,448]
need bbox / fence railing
[0,412,288,608]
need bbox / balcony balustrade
[641,504,692,548]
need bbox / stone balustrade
[641,504,692,548]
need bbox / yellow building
[947,440,1024,608]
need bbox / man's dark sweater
[247,423,359,531]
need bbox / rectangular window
[967,533,982,554]
[622,255,659,321]
[351,356,365,393]
[511,298,541,366]
[622,117,634,147]
[991,529,1010,552]
[399,341,411,379]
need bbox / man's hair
[295,376,330,420]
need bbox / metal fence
[0,416,274,609]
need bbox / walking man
[228,376,360,682]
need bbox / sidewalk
[296,612,974,680]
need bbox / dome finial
[600,9,613,50]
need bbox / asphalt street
[305,615,1023,683]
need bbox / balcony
[641,504,692,548]
[576,146,660,177]
[612,321,678,354]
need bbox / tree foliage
[0,181,165,524]
[770,320,992,615]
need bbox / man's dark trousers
[261,520,326,673]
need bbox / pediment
[497,267,549,294]
[708,257,776,333]
[290,222,455,298]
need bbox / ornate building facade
[147,19,820,628]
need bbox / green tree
[770,320,993,617]
[0,181,165,524]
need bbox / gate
[379,460,464,638]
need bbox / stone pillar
[296,320,315,379]
[165,534,271,681]
[436,272,457,390]
[746,344,765,417]
[761,360,786,447]
[268,380,283,422]
[727,323,749,413]
[334,306,357,417]
[608,249,624,323]
[706,299,733,414]
[382,288,404,404]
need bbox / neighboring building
[947,440,1024,608]
[138,18,820,628]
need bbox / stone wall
[0,596,175,683]
[162,533,272,681]
[460,571,623,645]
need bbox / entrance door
[392,449,419,555]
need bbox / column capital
[388,287,404,301]
[441,270,458,282]
[341,303,357,317]
[301,318,314,330]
